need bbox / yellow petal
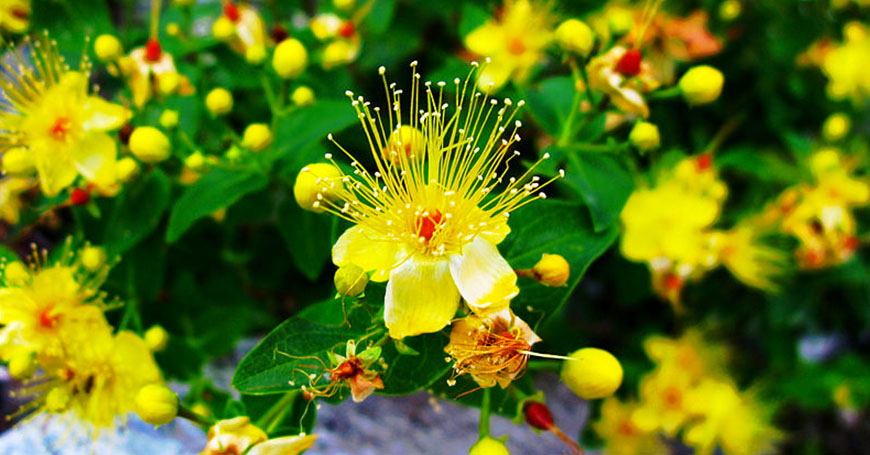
[464,23,506,56]
[247,434,318,455]
[449,236,518,314]
[477,61,513,93]
[81,96,129,132]
[385,254,459,339]
[33,142,77,197]
[333,225,404,282]
[71,132,117,188]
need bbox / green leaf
[0,244,20,262]
[270,101,358,167]
[166,168,269,243]
[459,3,490,37]
[562,150,634,232]
[500,200,619,321]
[32,0,114,59]
[524,77,576,139]
[232,310,368,395]
[104,169,171,255]
[379,333,452,395]
[277,197,334,281]
[366,0,398,35]
[242,393,317,437]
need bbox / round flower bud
[2,147,35,176]
[321,40,355,69]
[45,387,71,412]
[225,146,242,162]
[212,16,235,41]
[246,45,267,64]
[159,110,179,129]
[628,121,660,152]
[116,157,140,183]
[206,88,233,116]
[561,347,623,399]
[185,151,205,171]
[532,254,570,287]
[135,384,178,427]
[272,38,308,79]
[94,34,123,62]
[157,72,180,95]
[166,23,181,37]
[719,0,742,21]
[145,325,169,352]
[470,436,511,455]
[291,86,315,106]
[241,123,273,151]
[8,350,36,380]
[822,113,850,142]
[294,162,342,212]
[80,246,107,272]
[679,65,724,106]
[334,264,368,297]
[555,19,594,56]
[129,127,171,163]
[333,0,355,11]
[3,261,31,285]
[191,403,212,419]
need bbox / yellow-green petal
[71,132,117,189]
[333,225,404,283]
[448,236,518,315]
[385,254,459,339]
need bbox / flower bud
[822,113,850,142]
[185,151,205,171]
[561,347,623,399]
[294,163,343,212]
[291,86,315,106]
[116,157,140,183]
[242,123,273,151]
[470,436,511,455]
[80,246,107,272]
[94,34,123,62]
[629,121,660,152]
[333,0,355,11]
[555,19,594,56]
[45,387,71,412]
[679,65,724,106]
[166,23,181,37]
[206,88,234,116]
[321,40,355,69]
[334,264,368,297]
[159,110,179,129]
[191,403,212,419]
[157,72,180,95]
[522,401,554,431]
[2,147,35,176]
[145,325,170,352]
[8,350,36,380]
[719,0,742,21]
[532,254,570,287]
[135,384,178,427]
[3,261,30,285]
[212,16,235,41]
[129,127,171,163]
[272,39,308,79]
[70,187,90,206]
[246,45,268,65]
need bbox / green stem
[557,70,584,148]
[255,390,299,434]
[566,141,629,153]
[647,85,682,100]
[478,388,492,438]
[178,405,215,427]
[261,73,279,115]
[527,360,561,373]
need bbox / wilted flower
[201,416,317,455]
[117,38,185,107]
[587,45,660,118]
[291,340,384,403]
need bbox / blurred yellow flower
[592,398,668,455]
[213,2,267,60]
[320,64,560,338]
[587,45,660,118]
[0,37,129,196]
[201,417,317,455]
[464,0,555,92]
[821,22,870,103]
[0,177,32,224]
[0,0,29,33]
[118,39,185,107]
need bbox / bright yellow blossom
[0,0,29,33]
[821,22,870,103]
[0,37,129,196]
[464,0,555,92]
[201,416,317,455]
[632,363,695,436]
[592,398,668,455]
[318,63,560,338]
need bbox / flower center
[616,48,642,76]
[339,22,356,38]
[663,386,682,408]
[38,306,59,329]
[508,37,526,55]
[223,2,240,22]
[50,117,71,140]
[144,38,162,63]
[619,421,635,436]
[696,153,713,171]
[416,210,443,242]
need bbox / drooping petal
[70,132,117,189]
[81,96,129,132]
[333,225,405,282]
[349,373,384,403]
[384,254,459,339]
[449,236,518,315]
[247,434,318,455]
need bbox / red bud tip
[270,25,289,43]
[523,402,554,431]
[144,38,162,62]
[616,49,642,76]
[224,2,240,22]
[845,236,860,251]
[70,188,90,206]
[665,274,682,291]
[338,22,356,38]
[696,153,713,171]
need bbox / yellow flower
[213,2,267,59]
[0,177,32,224]
[0,37,129,196]
[320,63,560,338]
[715,225,786,292]
[821,22,870,103]
[592,398,669,455]
[201,417,318,455]
[587,45,660,118]
[464,0,555,92]
[0,0,30,33]
[643,329,726,381]
[632,363,694,436]
[119,39,183,107]
[683,379,781,455]
[445,308,540,389]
